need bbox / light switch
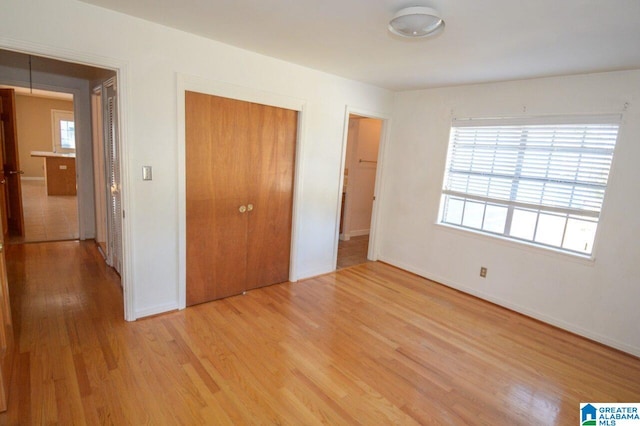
[142,166,152,181]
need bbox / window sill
[434,223,597,266]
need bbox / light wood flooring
[9,180,78,244]
[2,241,640,424]
[337,235,369,269]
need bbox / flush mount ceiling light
[388,6,444,38]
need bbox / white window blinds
[440,116,620,256]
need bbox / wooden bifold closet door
[185,91,297,306]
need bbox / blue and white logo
[581,403,640,426]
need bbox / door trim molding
[176,73,308,309]
[334,106,392,269]
[0,37,135,321]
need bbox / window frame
[438,114,621,259]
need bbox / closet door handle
[239,205,247,213]
[247,204,254,212]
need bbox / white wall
[380,70,640,356]
[0,0,393,318]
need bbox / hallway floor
[9,179,78,244]
[337,235,369,269]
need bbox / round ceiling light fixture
[388,6,444,38]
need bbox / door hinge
[122,210,125,219]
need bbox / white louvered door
[103,78,122,274]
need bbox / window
[59,120,75,149]
[439,116,620,256]
[51,109,75,153]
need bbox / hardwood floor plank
[288,368,358,425]
[72,353,92,398]
[162,319,221,395]
[1,241,639,425]
[12,352,30,424]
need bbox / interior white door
[91,89,107,252]
[103,78,122,274]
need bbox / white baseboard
[378,255,640,358]
[135,302,179,319]
[340,229,370,241]
[296,263,335,281]
[21,176,45,181]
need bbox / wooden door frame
[0,40,134,321]
[334,107,391,269]
[176,74,307,310]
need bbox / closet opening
[336,114,383,270]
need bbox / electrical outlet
[480,267,487,278]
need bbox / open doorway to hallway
[337,114,383,269]
[0,48,123,272]
[0,46,131,322]
[0,49,120,257]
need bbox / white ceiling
[79,0,640,91]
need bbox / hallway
[3,241,121,423]
[336,235,369,269]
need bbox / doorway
[3,87,79,243]
[336,114,383,269]
[0,48,128,314]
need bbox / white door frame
[176,74,308,309]
[0,38,134,321]
[334,106,391,268]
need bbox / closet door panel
[246,104,297,290]
[186,92,250,305]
